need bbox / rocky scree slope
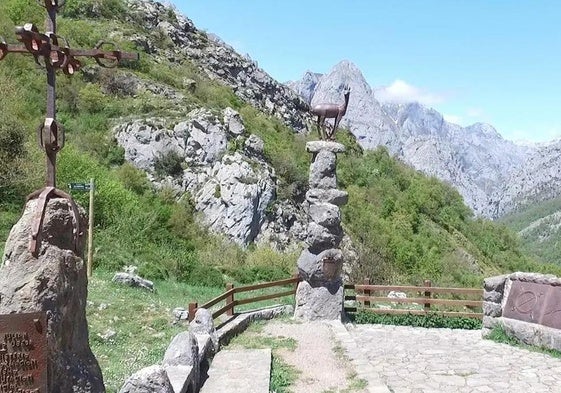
[127,0,311,132]
[288,60,561,220]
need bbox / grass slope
[1,0,560,288]
[499,197,561,265]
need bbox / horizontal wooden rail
[199,288,236,310]
[233,277,299,293]
[346,278,483,320]
[236,289,296,306]
[189,275,299,322]
[353,284,483,296]
[355,296,482,308]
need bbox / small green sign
[68,182,91,191]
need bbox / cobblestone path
[342,324,561,393]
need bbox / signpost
[69,179,95,277]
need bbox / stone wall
[482,272,561,351]
[119,305,292,393]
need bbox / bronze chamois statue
[311,85,351,140]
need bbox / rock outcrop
[126,0,311,132]
[0,198,104,393]
[115,107,308,248]
[490,140,561,217]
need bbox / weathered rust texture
[503,280,561,329]
[0,312,47,393]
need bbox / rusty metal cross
[0,0,138,256]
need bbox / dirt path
[262,320,366,393]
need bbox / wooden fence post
[363,278,371,309]
[188,302,198,322]
[424,279,432,313]
[226,283,235,316]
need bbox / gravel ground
[263,320,366,393]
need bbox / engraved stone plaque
[504,281,561,329]
[0,312,47,393]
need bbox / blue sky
[173,1,561,143]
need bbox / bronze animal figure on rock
[311,86,351,140]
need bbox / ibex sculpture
[311,85,351,140]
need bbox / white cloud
[466,107,483,118]
[443,114,463,125]
[375,79,444,106]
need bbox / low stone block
[119,365,173,393]
[294,280,344,321]
[163,331,198,367]
[482,316,499,329]
[306,222,343,252]
[306,188,348,206]
[484,274,508,292]
[308,203,340,228]
[483,289,503,303]
[509,272,561,286]
[483,301,502,317]
[297,248,343,283]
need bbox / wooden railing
[344,279,483,319]
[188,275,299,322]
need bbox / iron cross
[0,0,138,256]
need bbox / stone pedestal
[0,198,104,393]
[294,141,347,321]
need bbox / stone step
[199,348,271,393]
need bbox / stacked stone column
[294,141,348,320]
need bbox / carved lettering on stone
[0,312,47,393]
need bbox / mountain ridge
[287,60,561,219]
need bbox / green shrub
[154,151,184,177]
[116,163,151,195]
[62,0,126,19]
[229,265,290,284]
[186,265,224,287]
[353,311,482,330]
[3,0,44,24]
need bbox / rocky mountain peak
[288,60,545,218]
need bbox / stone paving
[341,323,561,393]
[199,348,271,393]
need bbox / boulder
[309,150,337,189]
[306,188,348,206]
[119,365,173,393]
[224,107,245,136]
[308,203,340,228]
[112,272,154,291]
[293,280,344,321]
[306,222,343,253]
[0,198,104,393]
[297,248,343,283]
